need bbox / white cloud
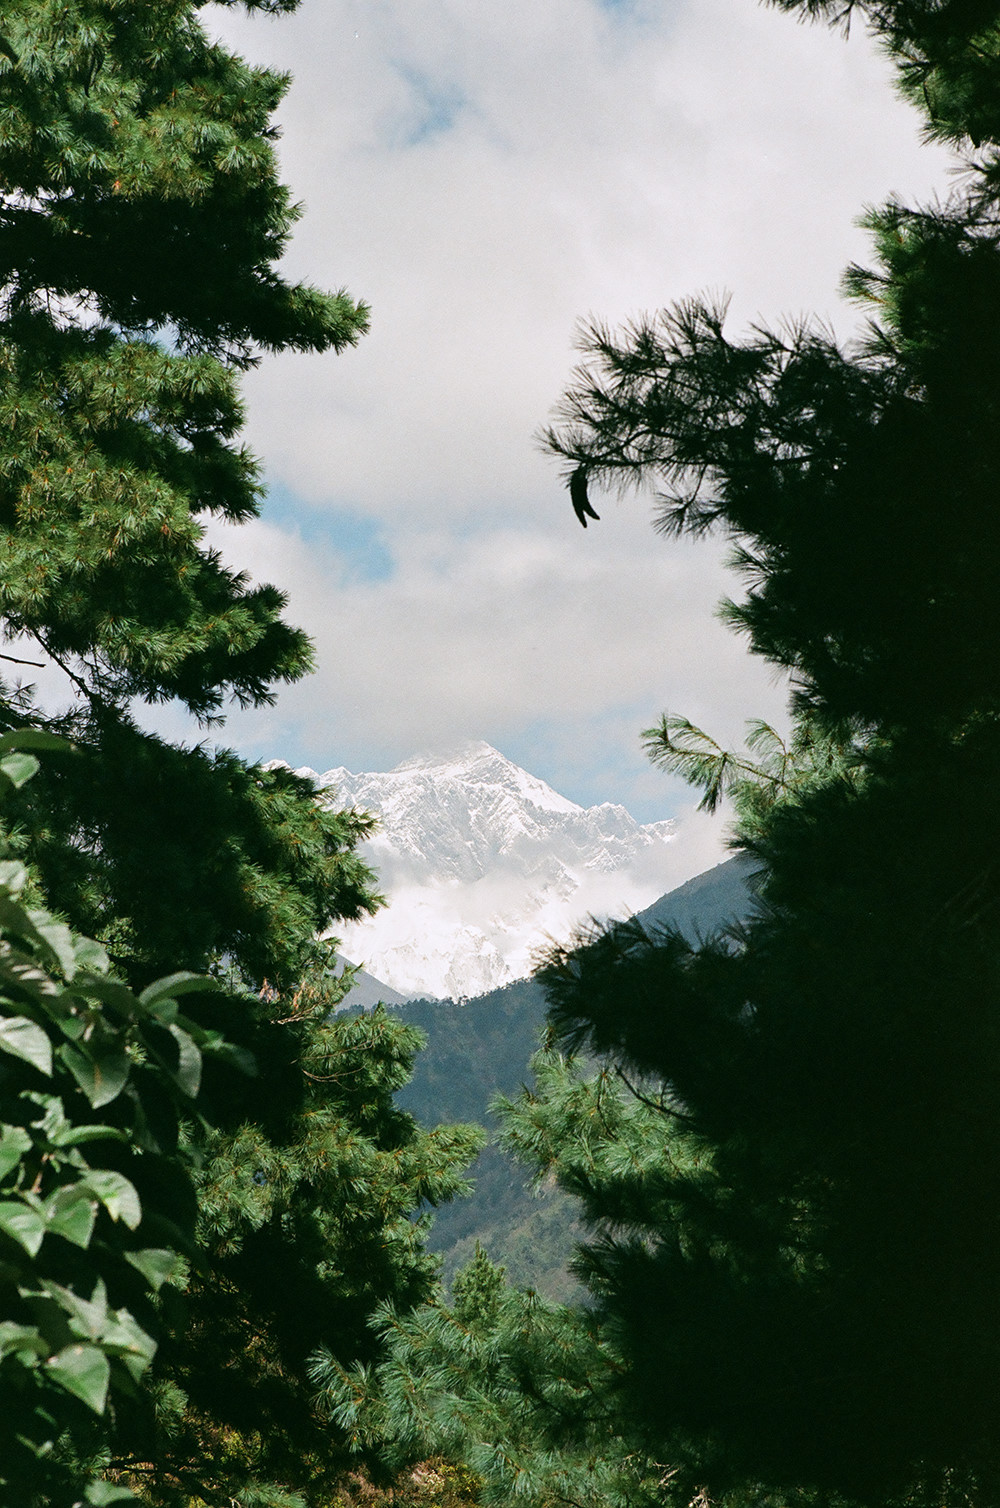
[202,506,788,817]
[188,0,954,823]
[207,0,949,517]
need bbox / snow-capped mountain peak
[283,744,687,1001]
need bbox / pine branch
[612,1066,696,1126]
[0,652,43,668]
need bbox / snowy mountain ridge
[276,742,689,1001]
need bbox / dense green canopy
[0,0,377,992]
[509,1,1000,1503]
[0,6,482,1506]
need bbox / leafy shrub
[0,731,247,1507]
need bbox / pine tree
[0,6,483,1503]
[506,726,1000,1503]
[0,735,251,1508]
[513,1,1000,1502]
[0,0,378,990]
[118,1002,484,1507]
[312,1243,661,1508]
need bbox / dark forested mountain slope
[635,852,758,936]
[394,854,756,1294]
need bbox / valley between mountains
[396,855,756,1296]
[276,743,758,1295]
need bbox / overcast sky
[188,0,952,830]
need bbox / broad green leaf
[0,860,27,894]
[72,936,110,975]
[100,1307,156,1378]
[207,1039,256,1076]
[59,1043,130,1109]
[0,729,71,754]
[145,995,178,1026]
[49,1121,124,1149]
[0,751,39,788]
[29,913,78,979]
[0,957,60,996]
[168,1024,202,1098]
[124,1247,183,1292]
[38,1278,107,1341]
[81,1171,142,1230]
[0,1199,46,1256]
[73,976,138,1018]
[26,1092,70,1141]
[0,1123,32,1181]
[0,1321,46,1360]
[85,1480,137,1506]
[51,1008,86,1041]
[46,1342,110,1413]
[0,901,77,980]
[0,1015,52,1076]
[138,972,216,1010]
[0,895,45,948]
[45,1187,97,1248]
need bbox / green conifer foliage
[313,1244,660,1508]
[0,0,375,990]
[525,2,1000,1503]
[0,0,365,359]
[0,0,366,709]
[512,729,1000,1501]
[117,1005,484,1507]
[0,7,482,1504]
[17,729,381,990]
[766,0,1000,148]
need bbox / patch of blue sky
[593,0,669,34]
[501,708,688,826]
[595,0,659,12]
[391,62,467,147]
[261,484,396,584]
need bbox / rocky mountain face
[288,742,691,1001]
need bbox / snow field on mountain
[287,742,722,1000]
